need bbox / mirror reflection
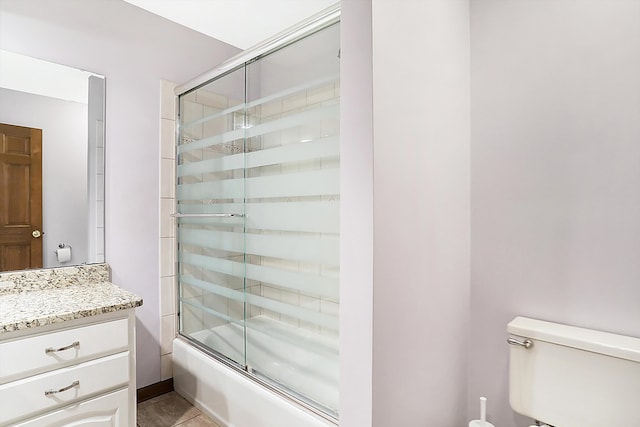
[0,50,105,272]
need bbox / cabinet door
[12,388,129,426]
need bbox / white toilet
[507,316,640,427]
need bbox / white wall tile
[160,354,173,381]
[181,282,204,299]
[161,314,176,355]
[159,80,177,381]
[160,237,175,277]
[96,201,104,227]
[96,146,104,175]
[181,301,204,334]
[161,80,177,120]
[160,275,176,316]
[282,93,307,112]
[161,118,176,160]
[160,158,175,199]
[196,91,229,109]
[307,85,334,105]
[95,229,104,260]
[95,174,105,201]
[260,99,283,117]
[160,198,175,238]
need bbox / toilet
[507,316,640,427]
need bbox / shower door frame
[173,6,340,96]
[174,5,341,424]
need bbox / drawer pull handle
[44,380,80,397]
[45,341,80,354]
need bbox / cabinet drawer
[0,351,129,425]
[0,318,128,382]
[12,388,129,427]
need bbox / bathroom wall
[469,1,640,425]
[0,0,239,387]
[339,1,374,425]
[0,87,88,267]
[369,0,471,426]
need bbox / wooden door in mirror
[0,122,42,271]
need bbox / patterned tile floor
[137,391,220,427]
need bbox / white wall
[339,1,374,425]
[341,1,471,425]
[0,0,239,387]
[370,1,471,426]
[469,1,640,425]
[0,87,88,267]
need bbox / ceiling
[122,0,338,49]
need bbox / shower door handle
[170,213,245,218]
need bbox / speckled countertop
[0,264,143,333]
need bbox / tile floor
[137,391,221,427]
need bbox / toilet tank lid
[508,317,640,363]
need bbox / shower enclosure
[175,9,340,420]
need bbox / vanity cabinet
[0,310,136,426]
[11,389,129,427]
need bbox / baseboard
[137,378,174,403]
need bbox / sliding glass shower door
[177,21,340,417]
[177,64,248,367]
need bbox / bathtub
[172,316,337,427]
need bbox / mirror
[0,50,105,272]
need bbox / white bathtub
[172,317,337,427]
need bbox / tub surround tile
[161,314,176,355]
[161,158,176,199]
[160,199,176,238]
[161,354,173,381]
[160,237,176,277]
[159,80,178,380]
[161,276,176,316]
[161,118,177,160]
[0,263,143,333]
[161,80,177,120]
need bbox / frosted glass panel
[177,21,340,418]
[244,22,340,415]
[177,65,247,367]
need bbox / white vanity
[0,264,142,426]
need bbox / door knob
[32,230,42,238]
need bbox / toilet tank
[508,317,640,427]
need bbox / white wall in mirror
[0,50,105,268]
[0,49,98,103]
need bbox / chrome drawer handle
[45,341,80,354]
[44,380,80,397]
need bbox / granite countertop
[0,264,143,334]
